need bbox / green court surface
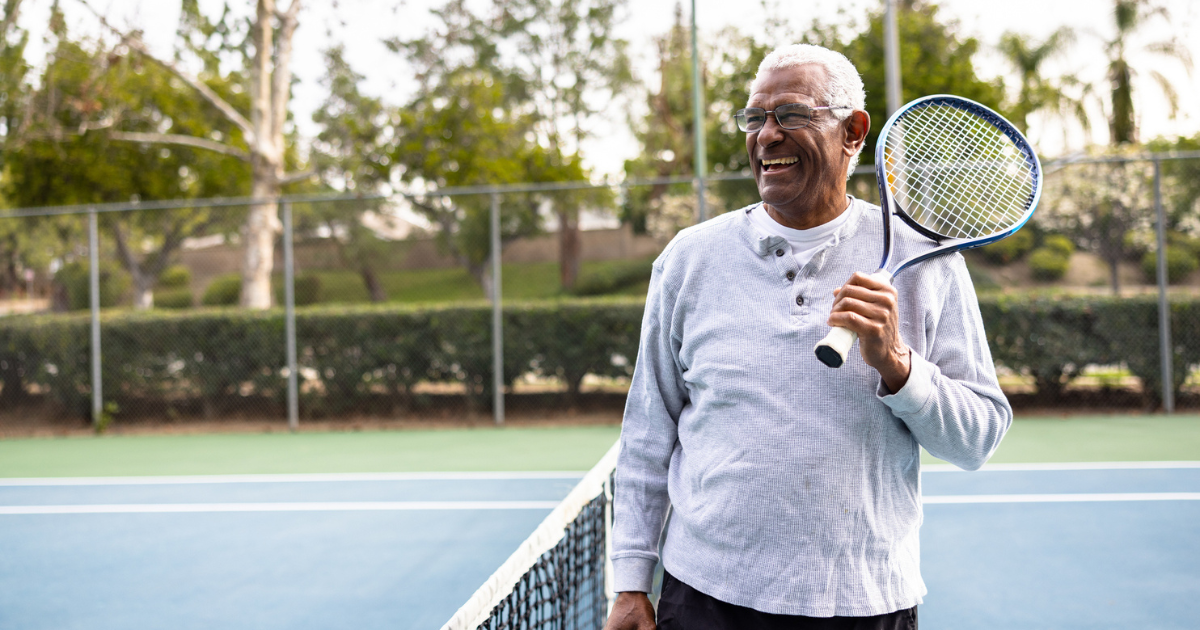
[1,414,1198,478]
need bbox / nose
[756,113,785,148]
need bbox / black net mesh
[476,488,609,630]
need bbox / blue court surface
[2,462,1198,630]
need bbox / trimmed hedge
[0,299,643,419]
[3,294,1198,420]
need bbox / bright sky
[19,0,1200,177]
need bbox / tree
[624,0,1009,235]
[997,28,1091,142]
[1103,0,1193,144]
[834,0,1009,163]
[391,68,583,299]
[77,0,310,308]
[309,45,396,302]
[1041,147,1155,294]
[4,2,250,308]
[622,6,764,237]
[388,0,594,298]
[492,0,631,290]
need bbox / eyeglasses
[734,104,852,132]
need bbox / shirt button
[786,271,796,281]
[775,249,784,257]
[795,295,804,306]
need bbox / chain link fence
[1,154,1198,435]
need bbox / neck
[765,191,850,230]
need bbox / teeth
[762,157,799,166]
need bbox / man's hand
[828,271,912,392]
[602,591,656,630]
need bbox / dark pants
[657,570,917,630]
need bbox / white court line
[5,493,1199,515]
[922,492,1200,504]
[0,472,586,487]
[922,461,1200,473]
[0,500,562,515]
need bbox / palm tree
[1104,0,1193,144]
[998,27,1090,141]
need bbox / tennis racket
[814,95,1042,368]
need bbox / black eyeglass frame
[734,104,853,132]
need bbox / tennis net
[441,441,620,630]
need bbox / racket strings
[889,112,1032,238]
[884,104,1035,240]
[896,116,1029,238]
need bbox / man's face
[745,64,850,226]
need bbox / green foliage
[5,295,1200,419]
[53,261,130,310]
[1028,247,1071,281]
[201,274,242,306]
[996,27,1087,140]
[980,229,1035,264]
[570,259,654,296]
[1141,248,1197,284]
[1041,234,1076,258]
[1103,0,1190,144]
[831,0,1009,165]
[154,289,195,310]
[275,274,322,307]
[0,300,644,419]
[158,265,192,290]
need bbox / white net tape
[884,104,1036,240]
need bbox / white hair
[751,44,868,178]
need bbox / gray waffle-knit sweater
[611,198,1012,617]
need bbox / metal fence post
[88,207,102,426]
[282,200,300,431]
[690,0,707,224]
[491,192,505,425]
[1153,159,1174,413]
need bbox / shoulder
[653,204,755,273]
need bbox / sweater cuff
[612,556,658,594]
[877,350,935,417]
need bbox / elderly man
[604,44,1012,630]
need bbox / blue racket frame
[873,94,1042,278]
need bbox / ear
[842,110,870,157]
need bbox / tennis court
[1,418,1198,629]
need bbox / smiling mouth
[760,156,799,172]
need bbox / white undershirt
[749,200,854,270]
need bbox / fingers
[829,273,898,332]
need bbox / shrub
[1141,248,1198,284]
[7,295,1199,419]
[1028,248,1070,281]
[275,274,322,306]
[201,274,242,306]
[158,265,192,289]
[1041,234,1075,258]
[571,259,655,296]
[154,289,194,309]
[53,261,130,310]
[1168,231,1200,258]
[980,229,1034,264]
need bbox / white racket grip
[814,326,858,368]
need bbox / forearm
[881,351,1012,470]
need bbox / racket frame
[814,94,1042,368]
[875,94,1042,277]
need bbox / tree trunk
[1109,258,1121,295]
[558,207,580,291]
[361,264,386,302]
[475,260,494,303]
[240,172,280,308]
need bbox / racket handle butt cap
[815,326,857,368]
